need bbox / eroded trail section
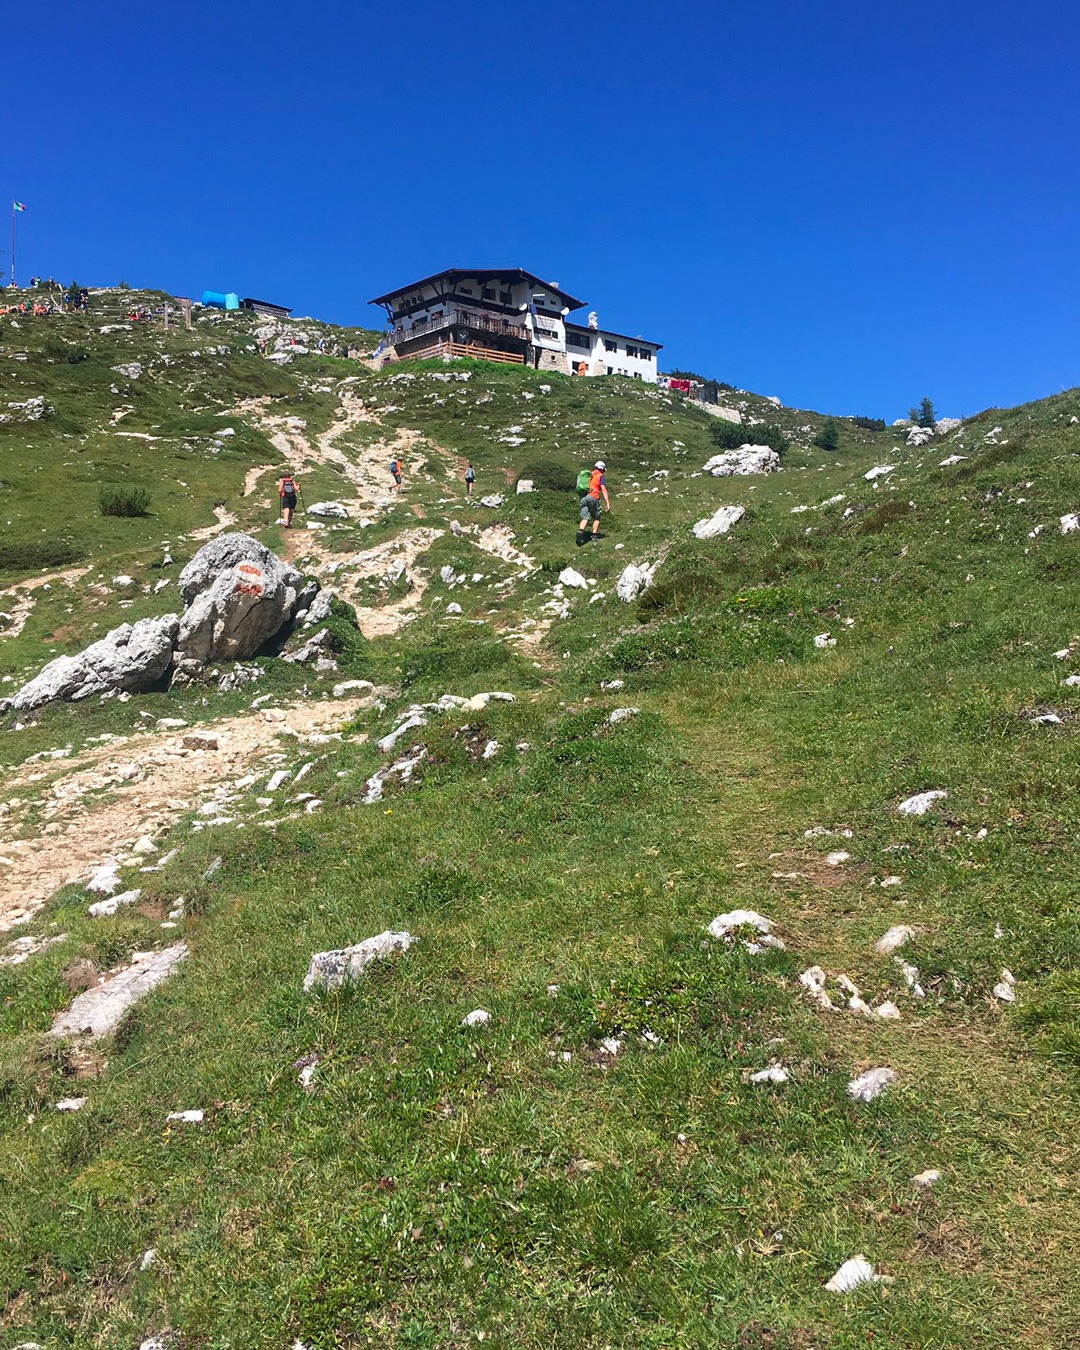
[0,694,374,931]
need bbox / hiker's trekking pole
[298,482,306,517]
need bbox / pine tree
[814,419,840,452]
[908,397,937,428]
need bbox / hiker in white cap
[576,460,610,546]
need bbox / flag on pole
[12,201,26,212]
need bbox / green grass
[1,300,1080,1345]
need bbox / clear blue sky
[9,1,1080,418]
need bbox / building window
[606,365,613,375]
[500,291,511,304]
[604,339,618,352]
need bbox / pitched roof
[369,268,586,312]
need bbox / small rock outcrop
[5,534,317,711]
[8,615,179,711]
[702,445,779,477]
[303,930,416,992]
[49,944,189,1040]
[692,505,745,539]
[615,562,656,603]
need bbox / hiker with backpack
[576,461,610,546]
[278,469,300,528]
[465,461,476,496]
[390,455,404,491]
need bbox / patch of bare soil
[0,693,376,932]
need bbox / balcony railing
[387,306,528,348]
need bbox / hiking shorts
[392,471,402,484]
[282,494,297,510]
[580,494,601,523]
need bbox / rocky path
[0,566,91,642]
[0,692,375,932]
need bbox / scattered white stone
[559,567,589,589]
[874,925,915,955]
[599,1037,622,1056]
[799,966,834,1009]
[824,1255,883,1293]
[993,969,1017,1003]
[608,707,640,724]
[1060,514,1080,535]
[112,575,136,588]
[846,1067,897,1103]
[600,679,624,691]
[516,479,534,494]
[462,1008,491,1028]
[692,504,745,539]
[87,861,122,895]
[55,1096,87,1112]
[50,945,189,1039]
[897,789,947,816]
[266,770,291,792]
[864,465,896,481]
[825,850,850,866]
[166,1109,204,1124]
[298,1063,317,1092]
[479,493,504,508]
[88,888,142,918]
[1034,712,1063,725]
[938,454,967,466]
[303,930,415,992]
[896,958,925,998]
[156,717,187,730]
[814,633,836,649]
[748,1064,789,1085]
[708,909,785,954]
[615,562,656,602]
[879,875,902,888]
[876,1001,902,1020]
[132,836,158,857]
[912,1169,941,1188]
[307,501,350,518]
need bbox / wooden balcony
[387,306,528,349]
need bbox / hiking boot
[576,530,588,547]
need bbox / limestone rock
[7,614,179,710]
[516,479,534,494]
[182,731,220,750]
[176,533,312,667]
[559,567,589,589]
[307,501,349,518]
[692,505,745,539]
[846,1067,897,1103]
[49,945,188,1039]
[702,445,779,477]
[615,562,656,603]
[906,425,934,446]
[303,930,416,992]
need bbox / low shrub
[99,486,151,518]
[520,457,574,493]
[710,420,788,456]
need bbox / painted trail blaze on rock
[234,561,265,598]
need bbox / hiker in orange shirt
[576,461,610,546]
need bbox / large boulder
[175,533,315,669]
[702,445,779,477]
[7,614,179,711]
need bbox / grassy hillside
[1,291,1079,1348]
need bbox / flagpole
[10,202,14,290]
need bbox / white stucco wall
[566,326,659,382]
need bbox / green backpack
[576,469,592,493]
